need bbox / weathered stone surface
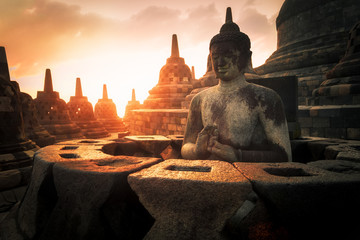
[234,162,360,239]
[0,186,27,219]
[182,8,292,163]
[308,160,360,174]
[128,159,252,240]
[324,143,360,162]
[0,141,162,240]
[299,105,360,139]
[0,166,32,192]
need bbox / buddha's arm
[181,96,208,159]
[257,93,292,162]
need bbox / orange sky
[0,0,285,117]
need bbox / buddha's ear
[244,51,257,74]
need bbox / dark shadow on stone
[100,174,154,240]
[32,164,58,239]
[101,140,141,156]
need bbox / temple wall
[299,105,360,139]
[125,109,188,136]
[255,0,360,105]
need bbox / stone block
[298,117,312,128]
[301,128,310,136]
[128,159,252,240]
[0,166,32,191]
[234,162,360,239]
[324,128,347,139]
[312,117,330,128]
[347,128,360,140]
[308,160,360,175]
[0,141,162,240]
[0,186,27,214]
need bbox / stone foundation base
[299,105,360,139]
[124,109,188,136]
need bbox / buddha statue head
[209,7,252,81]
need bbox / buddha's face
[210,41,244,82]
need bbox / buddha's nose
[218,57,226,66]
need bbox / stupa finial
[131,88,136,101]
[75,78,83,97]
[225,7,233,23]
[102,84,108,99]
[44,69,53,93]
[0,47,11,81]
[171,34,180,58]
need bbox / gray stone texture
[234,161,360,239]
[0,140,162,240]
[128,159,252,240]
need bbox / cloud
[0,0,116,77]
[0,0,282,88]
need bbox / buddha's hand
[195,125,216,157]
[208,140,239,163]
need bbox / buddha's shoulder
[244,83,282,101]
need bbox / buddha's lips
[217,67,228,73]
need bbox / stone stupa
[67,78,109,138]
[255,0,360,105]
[124,88,141,117]
[33,69,84,141]
[94,84,127,133]
[142,34,194,109]
[304,21,360,139]
[16,83,55,147]
[0,46,38,171]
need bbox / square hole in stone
[59,153,81,159]
[79,140,99,143]
[60,146,79,150]
[166,165,212,172]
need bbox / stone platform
[298,105,360,139]
[1,136,359,240]
[0,139,162,240]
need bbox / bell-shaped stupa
[34,69,84,141]
[142,34,193,109]
[124,88,141,117]
[94,84,127,133]
[312,21,360,103]
[0,46,38,171]
[16,82,56,147]
[67,78,109,138]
